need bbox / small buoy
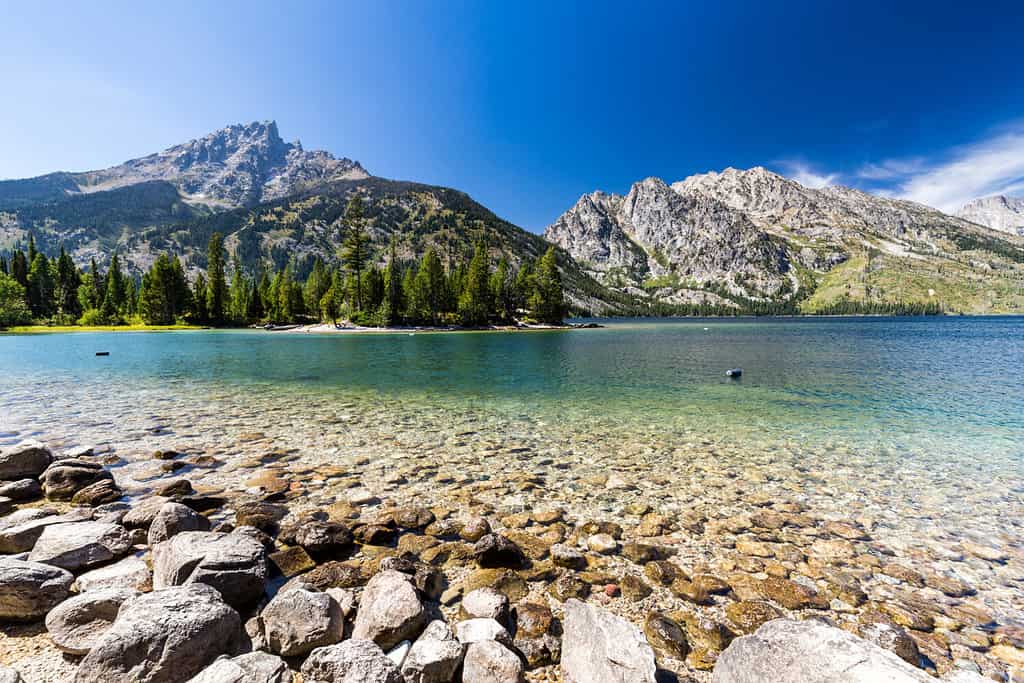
[725,368,742,378]
[703,327,709,331]
[95,352,110,357]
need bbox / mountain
[0,120,367,210]
[0,122,621,313]
[956,195,1024,236]
[546,167,1024,314]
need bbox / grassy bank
[4,323,205,333]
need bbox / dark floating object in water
[95,352,110,357]
[725,368,742,378]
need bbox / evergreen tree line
[0,197,567,328]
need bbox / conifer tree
[191,273,208,322]
[529,247,566,324]
[303,259,330,314]
[205,233,228,325]
[100,253,125,322]
[228,256,250,325]
[26,253,55,318]
[382,239,403,325]
[10,250,29,289]
[401,267,418,322]
[491,257,516,323]
[458,241,491,326]
[27,234,37,264]
[0,254,7,275]
[412,249,445,325]
[363,267,384,313]
[55,247,82,320]
[341,196,370,311]
[169,256,191,316]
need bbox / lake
[1,317,1023,632]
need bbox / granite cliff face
[547,167,1024,313]
[956,195,1024,236]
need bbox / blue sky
[1,0,1022,231]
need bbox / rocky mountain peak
[955,195,1024,236]
[71,121,368,208]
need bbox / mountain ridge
[956,195,1024,236]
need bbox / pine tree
[320,270,343,324]
[54,247,82,320]
[529,247,566,324]
[27,234,37,264]
[0,254,7,275]
[228,256,250,325]
[191,273,208,323]
[382,239,403,325]
[247,276,263,322]
[139,254,173,324]
[10,250,29,289]
[341,196,370,311]
[513,261,534,315]
[491,257,516,323]
[100,253,125,322]
[412,249,446,325]
[303,259,330,315]
[26,253,55,319]
[401,267,418,322]
[363,267,384,313]
[169,256,191,317]
[458,241,491,326]
[205,233,228,325]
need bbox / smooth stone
[0,557,74,621]
[258,587,344,657]
[74,584,242,683]
[561,598,656,683]
[0,479,42,501]
[462,639,524,683]
[45,587,139,654]
[402,620,464,683]
[28,521,131,572]
[40,460,113,500]
[551,543,586,569]
[461,587,510,625]
[269,545,317,577]
[0,508,92,554]
[587,533,619,555]
[351,569,428,651]
[0,440,53,480]
[75,553,152,592]
[301,638,403,683]
[122,496,171,529]
[712,619,934,682]
[187,651,290,683]
[455,618,514,648]
[644,612,689,660]
[152,530,267,609]
[148,502,211,545]
[71,479,124,506]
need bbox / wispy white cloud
[858,125,1024,212]
[775,160,839,189]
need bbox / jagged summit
[0,121,369,210]
[956,195,1024,236]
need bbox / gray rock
[462,640,524,683]
[0,440,53,480]
[402,620,465,683]
[40,459,113,500]
[28,521,132,571]
[0,507,92,554]
[473,534,525,568]
[187,651,289,683]
[462,587,510,625]
[301,639,403,683]
[0,557,74,621]
[712,618,935,683]
[72,479,124,506]
[74,584,241,683]
[152,530,267,609]
[75,553,152,592]
[351,569,427,651]
[942,671,991,683]
[0,666,23,683]
[561,598,656,683]
[258,587,344,657]
[386,640,411,667]
[122,496,171,529]
[148,502,211,545]
[44,587,139,654]
[455,618,514,648]
[0,479,42,501]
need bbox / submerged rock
[40,459,113,500]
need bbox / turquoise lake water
[2,317,1022,464]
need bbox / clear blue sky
[2,0,1023,230]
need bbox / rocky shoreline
[0,439,1021,682]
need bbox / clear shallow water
[2,317,1022,460]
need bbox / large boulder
[40,459,113,500]
[0,557,74,621]
[122,496,171,529]
[0,507,92,554]
[0,440,53,480]
[28,521,132,572]
[352,569,428,650]
[561,598,656,683]
[71,479,124,506]
[301,639,403,683]
[152,530,267,609]
[462,639,524,683]
[74,584,242,683]
[402,620,465,683]
[712,619,935,682]
[147,502,211,546]
[258,587,345,657]
[187,652,289,683]
[75,553,152,592]
[45,587,139,654]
